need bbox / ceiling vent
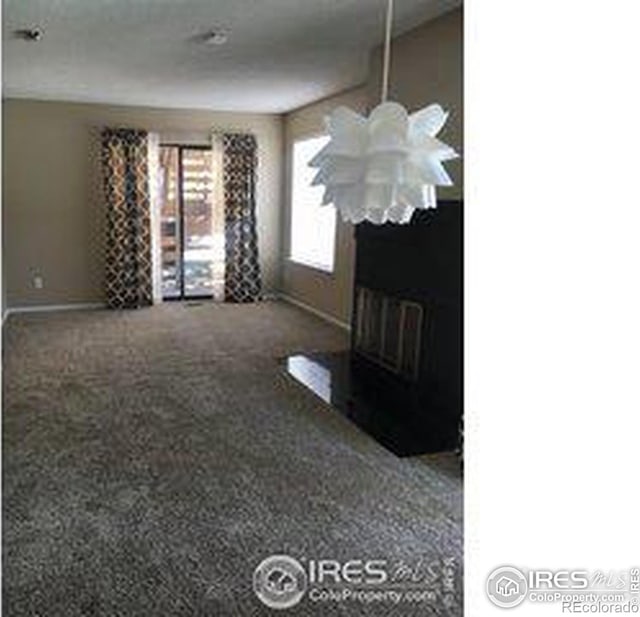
[15,27,43,42]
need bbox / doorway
[159,145,224,301]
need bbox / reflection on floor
[285,351,459,458]
[286,355,333,403]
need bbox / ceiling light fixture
[204,30,228,46]
[309,0,458,225]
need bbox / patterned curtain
[101,128,153,308]
[221,133,262,302]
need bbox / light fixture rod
[381,0,394,102]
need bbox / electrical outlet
[33,275,44,289]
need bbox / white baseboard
[261,292,280,301]
[3,297,351,332]
[277,293,351,332]
[5,302,106,319]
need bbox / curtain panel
[221,133,262,303]
[101,128,153,308]
[147,132,163,305]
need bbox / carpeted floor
[2,301,462,616]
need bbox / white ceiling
[2,0,461,114]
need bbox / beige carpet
[2,301,462,616]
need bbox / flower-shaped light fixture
[309,0,458,225]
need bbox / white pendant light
[309,0,459,225]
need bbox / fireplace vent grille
[354,287,424,381]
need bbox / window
[290,135,336,272]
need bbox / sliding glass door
[159,145,224,300]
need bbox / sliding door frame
[161,143,215,302]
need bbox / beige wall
[281,87,369,326]
[2,99,282,308]
[368,7,463,199]
[280,7,463,325]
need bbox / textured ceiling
[2,0,461,113]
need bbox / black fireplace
[350,199,462,452]
[285,200,462,456]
